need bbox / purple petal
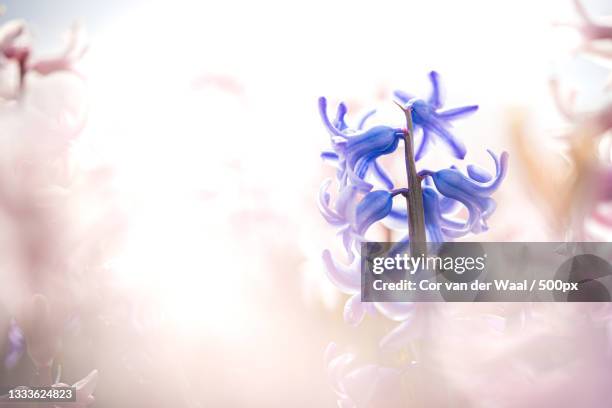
[346,165,374,192]
[318,180,347,226]
[428,151,508,235]
[334,102,349,131]
[321,151,339,161]
[393,90,415,104]
[345,126,402,172]
[374,301,415,321]
[318,97,348,139]
[439,195,460,214]
[344,294,366,326]
[478,150,509,195]
[322,250,360,294]
[339,226,357,262]
[336,185,358,219]
[8,320,24,345]
[370,160,394,189]
[428,71,444,109]
[357,109,376,130]
[5,320,24,369]
[414,128,432,161]
[467,164,492,182]
[355,190,393,235]
[424,121,467,159]
[379,317,419,351]
[422,187,445,242]
[438,105,478,120]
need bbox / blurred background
[0,0,611,406]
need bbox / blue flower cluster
[318,71,508,308]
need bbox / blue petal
[382,203,408,230]
[370,160,394,190]
[355,190,393,235]
[344,126,401,187]
[410,99,467,159]
[322,250,360,294]
[319,97,348,139]
[424,120,467,159]
[344,294,366,326]
[393,90,415,104]
[5,320,25,369]
[439,195,460,214]
[321,151,341,169]
[438,105,478,120]
[422,187,445,243]
[481,197,497,218]
[321,151,339,161]
[346,126,401,167]
[439,150,508,197]
[334,102,349,131]
[429,151,508,233]
[414,128,432,161]
[347,165,374,192]
[8,320,24,345]
[339,225,356,261]
[428,71,444,110]
[357,110,376,130]
[336,185,358,220]
[467,164,492,182]
[318,179,347,226]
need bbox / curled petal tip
[322,250,359,294]
[343,294,366,327]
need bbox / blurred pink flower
[325,343,406,408]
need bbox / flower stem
[397,103,427,256]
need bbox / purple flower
[385,186,469,242]
[317,72,509,402]
[319,189,394,293]
[354,190,393,235]
[319,97,402,191]
[394,71,478,160]
[325,343,406,408]
[318,76,508,305]
[4,319,25,369]
[420,149,509,235]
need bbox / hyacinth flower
[419,149,509,235]
[319,97,402,192]
[394,71,478,160]
[325,342,406,408]
[318,72,508,405]
[319,71,508,311]
[4,319,25,369]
